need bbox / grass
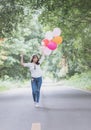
[0,79,29,92]
[64,70,91,90]
[0,86,10,92]
[0,70,91,92]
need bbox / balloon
[53,28,61,36]
[41,46,52,56]
[41,41,45,46]
[53,36,63,44]
[47,41,57,50]
[42,39,49,46]
[45,31,53,40]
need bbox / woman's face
[32,56,38,63]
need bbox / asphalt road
[0,86,91,130]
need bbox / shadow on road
[37,106,91,111]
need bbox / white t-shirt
[23,56,45,78]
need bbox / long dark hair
[31,55,40,65]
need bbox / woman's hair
[31,55,40,65]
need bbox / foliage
[0,0,91,79]
[64,70,91,90]
[0,13,44,79]
[0,79,29,92]
[38,0,91,76]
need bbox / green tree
[0,0,91,79]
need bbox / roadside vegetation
[0,0,91,92]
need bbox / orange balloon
[53,36,63,44]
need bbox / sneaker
[35,103,40,108]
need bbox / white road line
[31,123,41,130]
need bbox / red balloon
[42,39,49,46]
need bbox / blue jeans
[31,77,42,103]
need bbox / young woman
[20,54,45,107]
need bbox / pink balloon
[47,41,57,50]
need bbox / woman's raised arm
[20,54,25,66]
[39,52,45,64]
[20,54,31,67]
